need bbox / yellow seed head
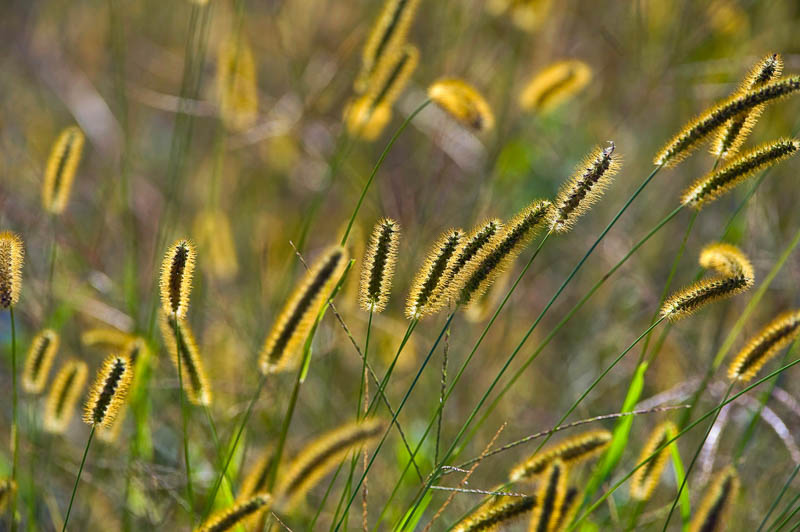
[689,467,739,532]
[630,421,678,501]
[344,99,393,141]
[428,79,495,132]
[43,359,88,434]
[194,209,239,281]
[360,218,401,312]
[454,494,536,532]
[728,310,800,383]
[405,229,465,319]
[0,231,24,309]
[159,313,213,406]
[528,459,569,532]
[240,448,275,499]
[195,493,272,532]
[519,60,592,114]
[159,239,196,319]
[42,126,85,214]
[509,429,611,482]
[22,329,60,394]
[699,242,753,277]
[217,35,259,131]
[80,328,135,350]
[83,354,134,428]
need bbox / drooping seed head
[217,35,258,131]
[689,467,739,532]
[43,359,88,434]
[22,329,60,394]
[360,218,401,312]
[240,448,275,499]
[528,459,569,532]
[519,60,592,113]
[405,229,464,319]
[0,231,24,309]
[42,126,85,214]
[428,79,495,132]
[159,239,196,319]
[195,493,272,532]
[454,494,536,532]
[259,246,349,374]
[160,312,213,406]
[509,429,611,482]
[699,242,754,278]
[683,138,800,209]
[630,421,678,501]
[83,354,134,428]
[80,328,135,350]
[550,143,620,233]
[728,310,800,383]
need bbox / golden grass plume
[22,329,59,394]
[629,421,678,501]
[519,60,592,114]
[360,218,401,312]
[453,494,536,532]
[43,359,88,434]
[83,354,134,429]
[405,229,464,319]
[728,309,800,383]
[528,459,568,532]
[217,34,258,131]
[159,239,196,319]
[428,78,495,132]
[42,126,85,214]
[0,231,24,309]
[159,312,212,406]
[689,466,739,532]
[195,493,272,532]
[509,429,611,482]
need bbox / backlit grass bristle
[122,336,147,370]
[259,246,348,374]
[240,448,275,498]
[660,243,754,321]
[276,418,384,509]
[356,0,421,93]
[80,328,135,350]
[42,126,85,214]
[195,493,272,532]
[22,329,60,394]
[550,143,620,233]
[360,218,401,312]
[654,75,800,167]
[0,478,16,512]
[159,312,212,406]
[43,359,88,434]
[712,54,783,158]
[682,138,800,208]
[630,421,678,501]
[405,229,464,319]
[519,60,592,113]
[217,35,258,131]
[728,309,800,383]
[509,429,611,482]
[0,231,24,309]
[528,459,568,532]
[453,495,536,532]
[83,354,134,428]
[453,200,552,307]
[428,79,495,132]
[97,402,127,443]
[159,239,196,319]
[689,466,739,532]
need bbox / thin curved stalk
[62,426,96,532]
[10,307,18,532]
[173,315,194,519]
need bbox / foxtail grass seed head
[277,418,384,509]
[0,231,24,309]
[194,209,239,281]
[97,402,127,443]
[22,329,60,394]
[360,218,401,312]
[660,243,754,321]
[356,0,421,93]
[454,495,536,532]
[43,359,88,434]
[42,126,85,214]
[195,493,272,532]
[259,246,348,374]
[344,98,393,141]
[689,467,739,532]
[240,448,275,499]
[0,479,16,512]
[683,138,800,208]
[428,79,495,132]
[217,35,258,131]
[519,60,592,113]
[405,229,464,319]
[159,239,196,319]
[80,328,135,350]
[654,75,800,167]
[159,313,213,406]
[728,310,800,383]
[453,200,552,307]
[555,487,581,531]
[509,429,611,482]
[711,53,783,158]
[528,459,568,532]
[630,421,678,501]
[550,143,620,233]
[83,354,134,428]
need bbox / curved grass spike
[22,329,59,394]
[80,328,134,350]
[83,354,134,428]
[712,54,783,158]
[428,79,495,132]
[654,75,800,167]
[453,200,552,307]
[509,429,611,482]
[42,126,85,214]
[660,243,754,321]
[0,479,16,512]
[240,448,275,498]
[683,138,800,209]
[159,239,196,319]
[528,459,568,532]
[193,209,239,280]
[359,218,401,312]
[259,246,348,373]
[276,418,384,509]
[406,229,464,319]
[453,495,536,532]
[688,466,739,532]
[728,309,800,383]
[550,143,620,233]
[555,487,581,530]
[159,312,212,406]
[0,231,24,309]
[216,34,258,131]
[519,60,592,114]
[43,359,88,434]
[629,421,678,501]
[356,0,421,93]
[195,493,272,532]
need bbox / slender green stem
[62,426,96,532]
[757,462,800,532]
[769,492,800,532]
[173,315,194,519]
[9,307,18,532]
[435,323,451,465]
[202,404,236,499]
[267,350,308,492]
[358,310,373,421]
[770,497,800,532]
